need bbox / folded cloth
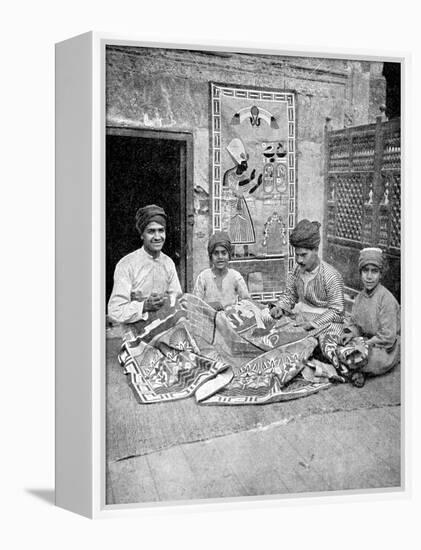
[336,336,369,370]
[118,294,331,405]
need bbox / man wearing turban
[108,205,182,324]
[270,219,345,365]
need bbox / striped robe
[276,261,345,363]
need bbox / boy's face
[142,221,166,255]
[361,264,381,292]
[294,247,319,272]
[211,245,229,271]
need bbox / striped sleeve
[276,268,299,312]
[311,264,345,328]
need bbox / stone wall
[106,46,385,282]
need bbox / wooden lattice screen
[323,117,401,301]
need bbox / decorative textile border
[211,83,297,279]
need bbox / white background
[1,0,420,548]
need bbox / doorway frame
[106,126,194,292]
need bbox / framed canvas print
[55,33,406,518]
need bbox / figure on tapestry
[222,138,260,257]
[231,105,279,129]
[262,141,288,196]
[262,212,287,255]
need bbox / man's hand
[340,332,354,346]
[209,301,224,311]
[292,319,314,331]
[131,290,144,302]
[131,290,166,312]
[143,292,165,312]
[270,306,284,319]
[365,338,375,349]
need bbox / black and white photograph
[4,0,421,545]
[105,44,402,506]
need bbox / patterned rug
[118,295,334,405]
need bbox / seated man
[270,219,345,366]
[108,204,182,324]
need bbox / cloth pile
[118,295,339,405]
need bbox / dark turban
[207,231,232,258]
[290,219,321,249]
[135,204,167,235]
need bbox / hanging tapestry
[118,295,334,406]
[210,83,296,303]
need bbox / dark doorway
[382,62,401,120]
[106,128,193,302]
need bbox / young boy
[338,247,400,387]
[193,231,250,310]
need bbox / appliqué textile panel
[201,336,328,406]
[118,295,331,405]
[211,83,297,303]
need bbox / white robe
[108,246,182,323]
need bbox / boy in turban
[337,248,400,387]
[108,205,182,324]
[193,231,250,310]
[270,219,345,366]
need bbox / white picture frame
[55,32,409,518]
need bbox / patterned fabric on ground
[119,320,233,403]
[201,335,326,405]
[118,294,332,405]
[336,337,370,371]
[301,359,345,384]
[335,335,399,378]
